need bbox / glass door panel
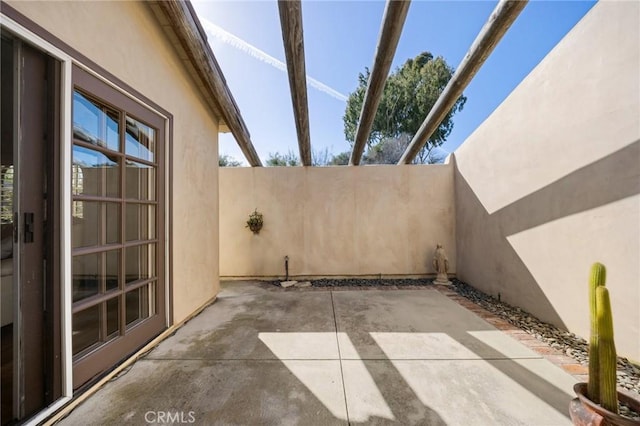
[0,35,16,426]
[70,66,164,389]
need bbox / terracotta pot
[570,383,640,426]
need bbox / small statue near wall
[432,244,451,285]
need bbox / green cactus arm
[596,286,618,414]
[588,262,606,403]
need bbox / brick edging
[433,284,589,382]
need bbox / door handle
[24,212,34,243]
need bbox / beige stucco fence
[219,165,456,279]
[219,1,639,361]
[453,1,639,362]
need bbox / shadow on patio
[59,281,577,425]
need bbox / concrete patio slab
[211,280,280,298]
[59,282,578,426]
[342,359,573,425]
[333,289,540,360]
[62,359,347,426]
[148,288,338,360]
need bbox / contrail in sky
[200,19,348,102]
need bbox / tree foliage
[329,151,350,166]
[343,52,466,161]
[219,154,242,167]
[362,134,447,165]
[266,150,300,167]
[311,147,332,166]
[362,135,410,165]
[266,148,351,166]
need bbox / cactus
[588,262,606,403]
[586,262,619,414]
[595,286,618,414]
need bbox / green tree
[329,151,350,166]
[218,154,242,167]
[266,150,300,167]
[362,135,409,165]
[362,134,447,165]
[343,52,466,160]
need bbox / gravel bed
[267,277,434,288]
[271,276,640,419]
[310,277,433,287]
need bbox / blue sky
[192,0,597,165]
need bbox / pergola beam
[150,0,262,166]
[278,0,312,166]
[398,0,528,164]
[350,0,411,166]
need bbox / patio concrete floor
[60,281,577,425]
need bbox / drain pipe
[284,255,289,281]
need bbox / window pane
[125,244,156,284]
[1,165,14,224]
[73,253,99,302]
[73,91,119,151]
[73,305,99,355]
[125,116,155,162]
[73,145,120,198]
[72,201,120,248]
[125,161,155,200]
[126,283,154,327]
[106,297,119,337]
[73,250,120,302]
[105,250,120,292]
[126,204,155,242]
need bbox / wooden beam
[350,0,411,166]
[149,0,263,166]
[398,0,528,164]
[278,0,312,166]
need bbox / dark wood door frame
[5,37,61,422]
[18,38,47,420]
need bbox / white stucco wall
[453,1,640,361]
[219,165,455,279]
[7,0,221,324]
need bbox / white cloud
[200,19,348,102]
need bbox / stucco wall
[219,165,455,279]
[7,1,221,323]
[453,1,639,361]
